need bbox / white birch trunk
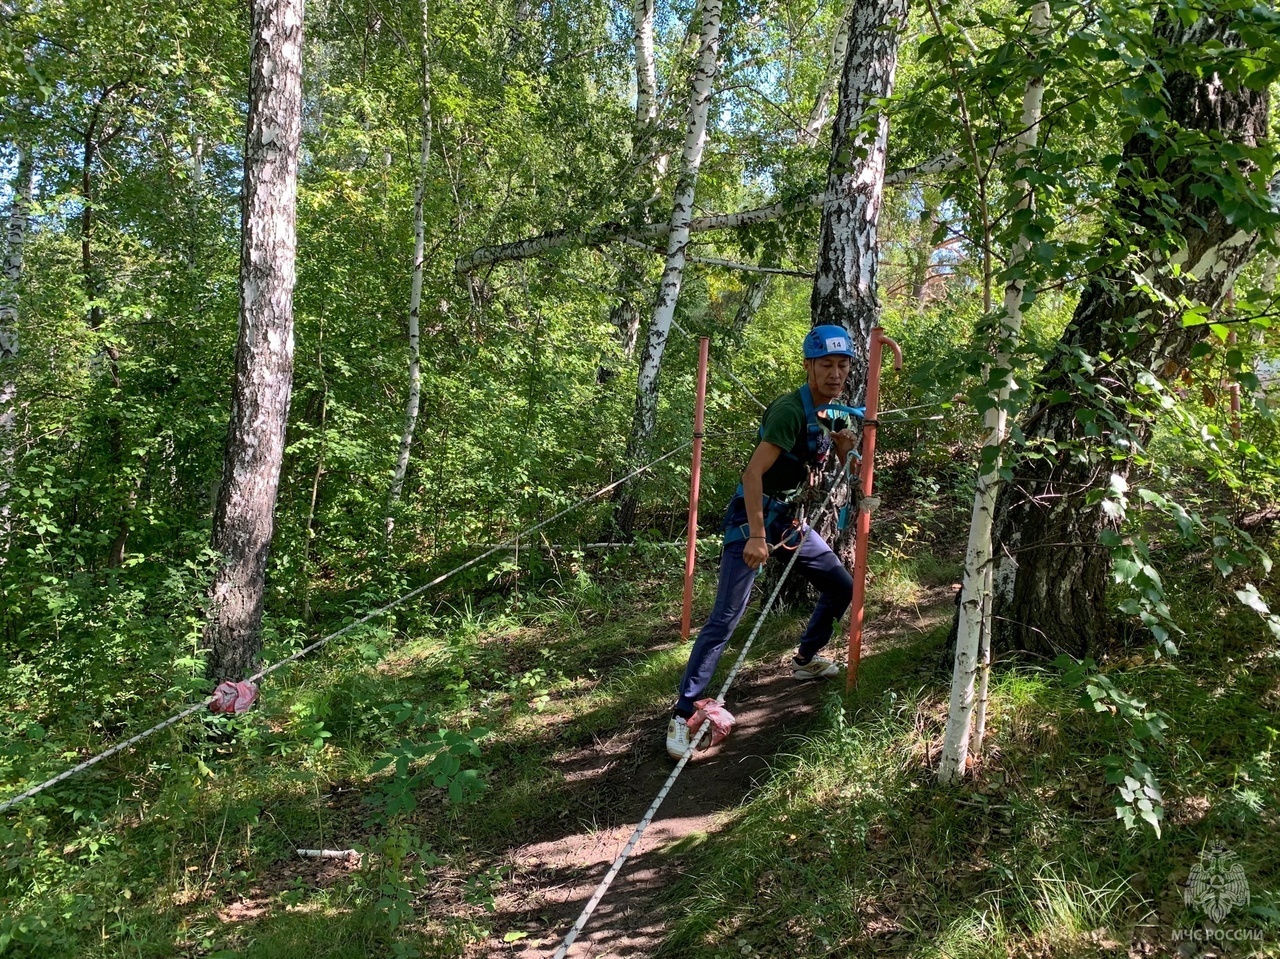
[0,145,33,557]
[204,0,305,682]
[1259,255,1278,296]
[613,0,722,535]
[188,128,204,271]
[1,146,31,402]
[634,0,658,128]
[972,563,993,753]
[599,0,663,387]
[802,2,853,145]
[386,0,431,540]
[732,273,770,336]
[631,0,670,201]
[811,0,909,386]
[938,1,1050,785]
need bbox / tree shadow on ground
[469,611,954,958]
[4,573,953,959]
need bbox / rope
[670,318,769,412]
[550,455,855,959]
[885,414,945,425]
[0,441,695,815]
[705,428,758,439]
[880,400,951,416]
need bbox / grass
[656,581,1280,958]
[2,540,1279,958]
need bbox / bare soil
[471,588,955,958]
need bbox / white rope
[670,318,769,412]
[551,456,855,959]
[879,400,950,416]
[0,701,213,815]
[0,441,694,815]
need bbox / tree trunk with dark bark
[990,8,1271,658]
[805,0,908,570]
[204,0,304,683]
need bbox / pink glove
[210,680,259,715]
[689,698,735,748]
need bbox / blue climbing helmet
[803,324,856,360]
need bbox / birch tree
[988,4,1274,658]
[0,145,32,555]
[633,0,660,156]
[454,149,975,273]
[938,1,1050,785]
[612,0,722,536]
[204,0,304,682]
[596,0,665,385]
[793,0,908,576]
[810,0,910,386]
[386,0,431,539]
[802,2,854,146]
[0,146,31,426]
[187,120,204,272]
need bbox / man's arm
[741,441,782,569]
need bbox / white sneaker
[792,654,839,680]
[666,716,690,759]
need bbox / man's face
[806,355,852,400]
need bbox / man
[667,324,858,759]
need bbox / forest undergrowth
[2,463,1277,958]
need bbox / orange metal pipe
[847,327,902,690]
[681,337,711,640]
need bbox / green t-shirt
[757,388,815,497]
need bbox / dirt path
[473,588,955,958]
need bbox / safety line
[881,413,945,425]
[705,428,759,439]
[0,441,695,815]
[670,319,770,412]
[551,457,855,959]
[880,400,950,415]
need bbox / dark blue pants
[674,500,854,716]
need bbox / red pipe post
[681,337,711,640]
[847,327,903,690]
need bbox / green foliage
[2,0,1280,953]
[663,604,1280,956]
[368,707,491,819]
[1057,657,1170,835]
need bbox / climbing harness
[723,383,865,548]
[551,452,856,959]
